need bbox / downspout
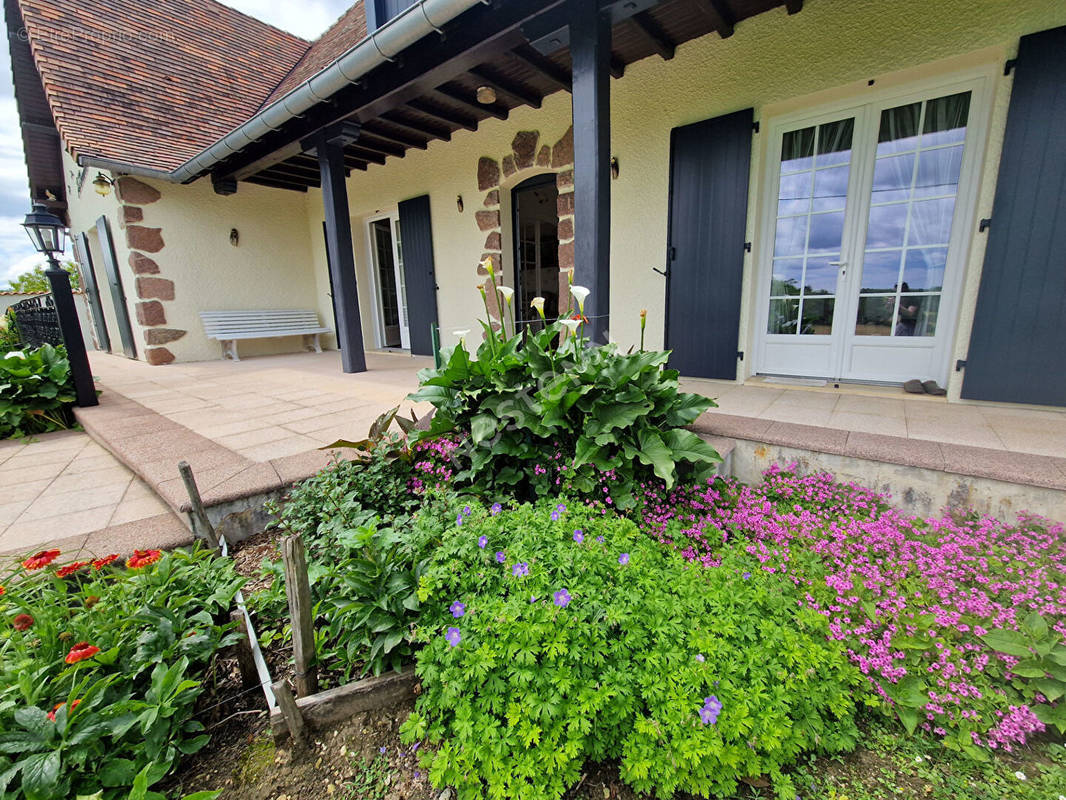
[77,0,487,183]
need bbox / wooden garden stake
[178,461,220,551]
[230,610,259,690]
[282,535,318,696]
[272,680,307,747]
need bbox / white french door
[366,212,410,350]
[756,75,990,384]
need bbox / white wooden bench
[199,309,331,362]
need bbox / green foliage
[0,344,77,439]
[0,547,243,799]
[409,318,720,508]
[6,262,81,294]
[258,455,450,681]
[402,500,864,800]
[0,310,20,353]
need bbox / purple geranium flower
[556,503,566,513]
[742,572,751,580]
[478,535,488,549]
[463,505,472,515]
[550,510,560,521]
[512,562,529,577]
[553,588,571,608]
[450,601,466,618]
[618,553,630,566]
[445,627,462,647]
[698,695,723,725]
[379,746,387,754]
[456,514,463,526]
[490,502,502,515]
[696,653,705,663]
[495,551,506,564]
[573,529,584,543]
[596,535,605,543]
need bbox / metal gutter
[165,0,487,184]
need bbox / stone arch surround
[474,127,574,323]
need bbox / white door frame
[752,64,996,384]
[364,211,410,350]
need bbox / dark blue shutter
[398,194,438,356]
[95,215,137,359]
[665,108,753,379]
[74,231,110,352]
[962,26,1066,406]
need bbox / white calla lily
[497,285,515,304]
[570,285,590,313]
[452,329,471,345]
[530,296,545,319]
[560,319,580,333]
[480,256,495,277]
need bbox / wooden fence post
[178,461,221,551]
[230,610,259,690]
[282,535,318,697]
[272,680,307,747]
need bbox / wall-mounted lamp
[92,172,115,197]
[475,85,497,104]
[229,228,239,247]
[610,156,620,180]
[456,195,464,213]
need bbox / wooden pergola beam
[784,0,803,14]
[360,124,429,150]
[629,11,675,60]
[692,0,735,37]
[434,85,508,121]
[345,145,388,165]
[509,44,571,92]
[246,175,309,192]
[378,113,451,143]
[406,98,478,132]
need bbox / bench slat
[199,309,331,342]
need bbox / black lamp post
[21,203,98,407]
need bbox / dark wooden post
[569,0,611,345]
[44,256,97,407]
[313,122,367,373]
[281,535,318,697]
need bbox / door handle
[829,260,847,278]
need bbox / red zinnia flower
[55,561,88,579]
[125,549,161,569]
[64,642,100,664]
[91,554,119,570]
[22,549,61,571]
[0,585,5,596]
[12,614,33,631]
[47,699,80,721]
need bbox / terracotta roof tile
[17,0,311,172]
[263,2,367,106]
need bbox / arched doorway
[511,174,560,326]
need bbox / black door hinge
[668,245,677,261]
[752,121,760,133]
[955,359,967,372]
[737,351,745,361]
[979,218,991,233]
[1004,58,1017,76]
[743,242,752,252]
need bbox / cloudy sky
[0,0,352,288]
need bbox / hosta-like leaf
[980,629,1033,658]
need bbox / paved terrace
[3,349,1065,558]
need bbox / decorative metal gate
[10,293,64,348]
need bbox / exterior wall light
[476,85,497,104]
[229,228,239,246]
[92,172,115,196]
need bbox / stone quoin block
[483,189,499,207]
[475,210,500,232]
[119,206,143,227]
[484,232,502,251]
[129,252,160,274]
[536,145,551,167]
[558,218,574,241]
[136,276,175,301]
[559,240,575,270]
[116,177,161,204]
[477,157,500,191]
[551,127,574,168]
[478,253,499,275]
[135,300,166,327]
[557,192,575,216]
[145,347,175,365]
[557,169,574,189]
[126,226,164,253]
[501,155,517,178]
[143,328,186,345]
[511,131,539,169]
